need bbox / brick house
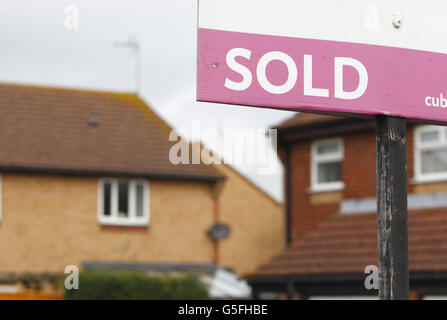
[249,113,447,299]
[0,83,284,293]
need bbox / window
[311,138,344,192]
[414,125,447,182]
[98,179,149,226]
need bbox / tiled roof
[255,209,447,276]
[0,83,223,181]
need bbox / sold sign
[224,49,368,99]
[197,0,447,124]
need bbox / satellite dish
[208,223,231,241]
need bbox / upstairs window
[98,179,149,226]
[311,138,344,192]
[415,125,447,182]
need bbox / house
[249,113,447,300]
[0,83,284,295]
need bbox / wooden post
[376,116,409,300]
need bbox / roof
[254,208,447,277]
[0,83,223,181]
[275,113,349,130]
[275,111,426,133]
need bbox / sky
[0,0,296,201]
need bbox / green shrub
[64,270,209,300]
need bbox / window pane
[118,182,129,218]
[103,182,111,216]
[421,148,447,174]
[135,184,144,218]
[420,130,439,143]
[317,142,339,154]
[317,161,341,183]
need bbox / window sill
[307,183,345,194]
[101,225,148,232]
[98,218,149,227]
[411,177,447,185]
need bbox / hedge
[64,270,209,300]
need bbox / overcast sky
[0,0,295,201]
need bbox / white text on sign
[224,48,368,100]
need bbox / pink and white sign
[197,0,447,123]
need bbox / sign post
[376,116,409,299]
[197,0,447,299]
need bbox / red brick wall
[288,140,338,242]
[287,125,416,242]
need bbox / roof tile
[255,209,447,276]
[0,83,223,180]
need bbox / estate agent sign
[197,0,447,124]
[197,0,447,300]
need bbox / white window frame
[310,138,344,192]
[414,125,447,183]
[98,178,150,226]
